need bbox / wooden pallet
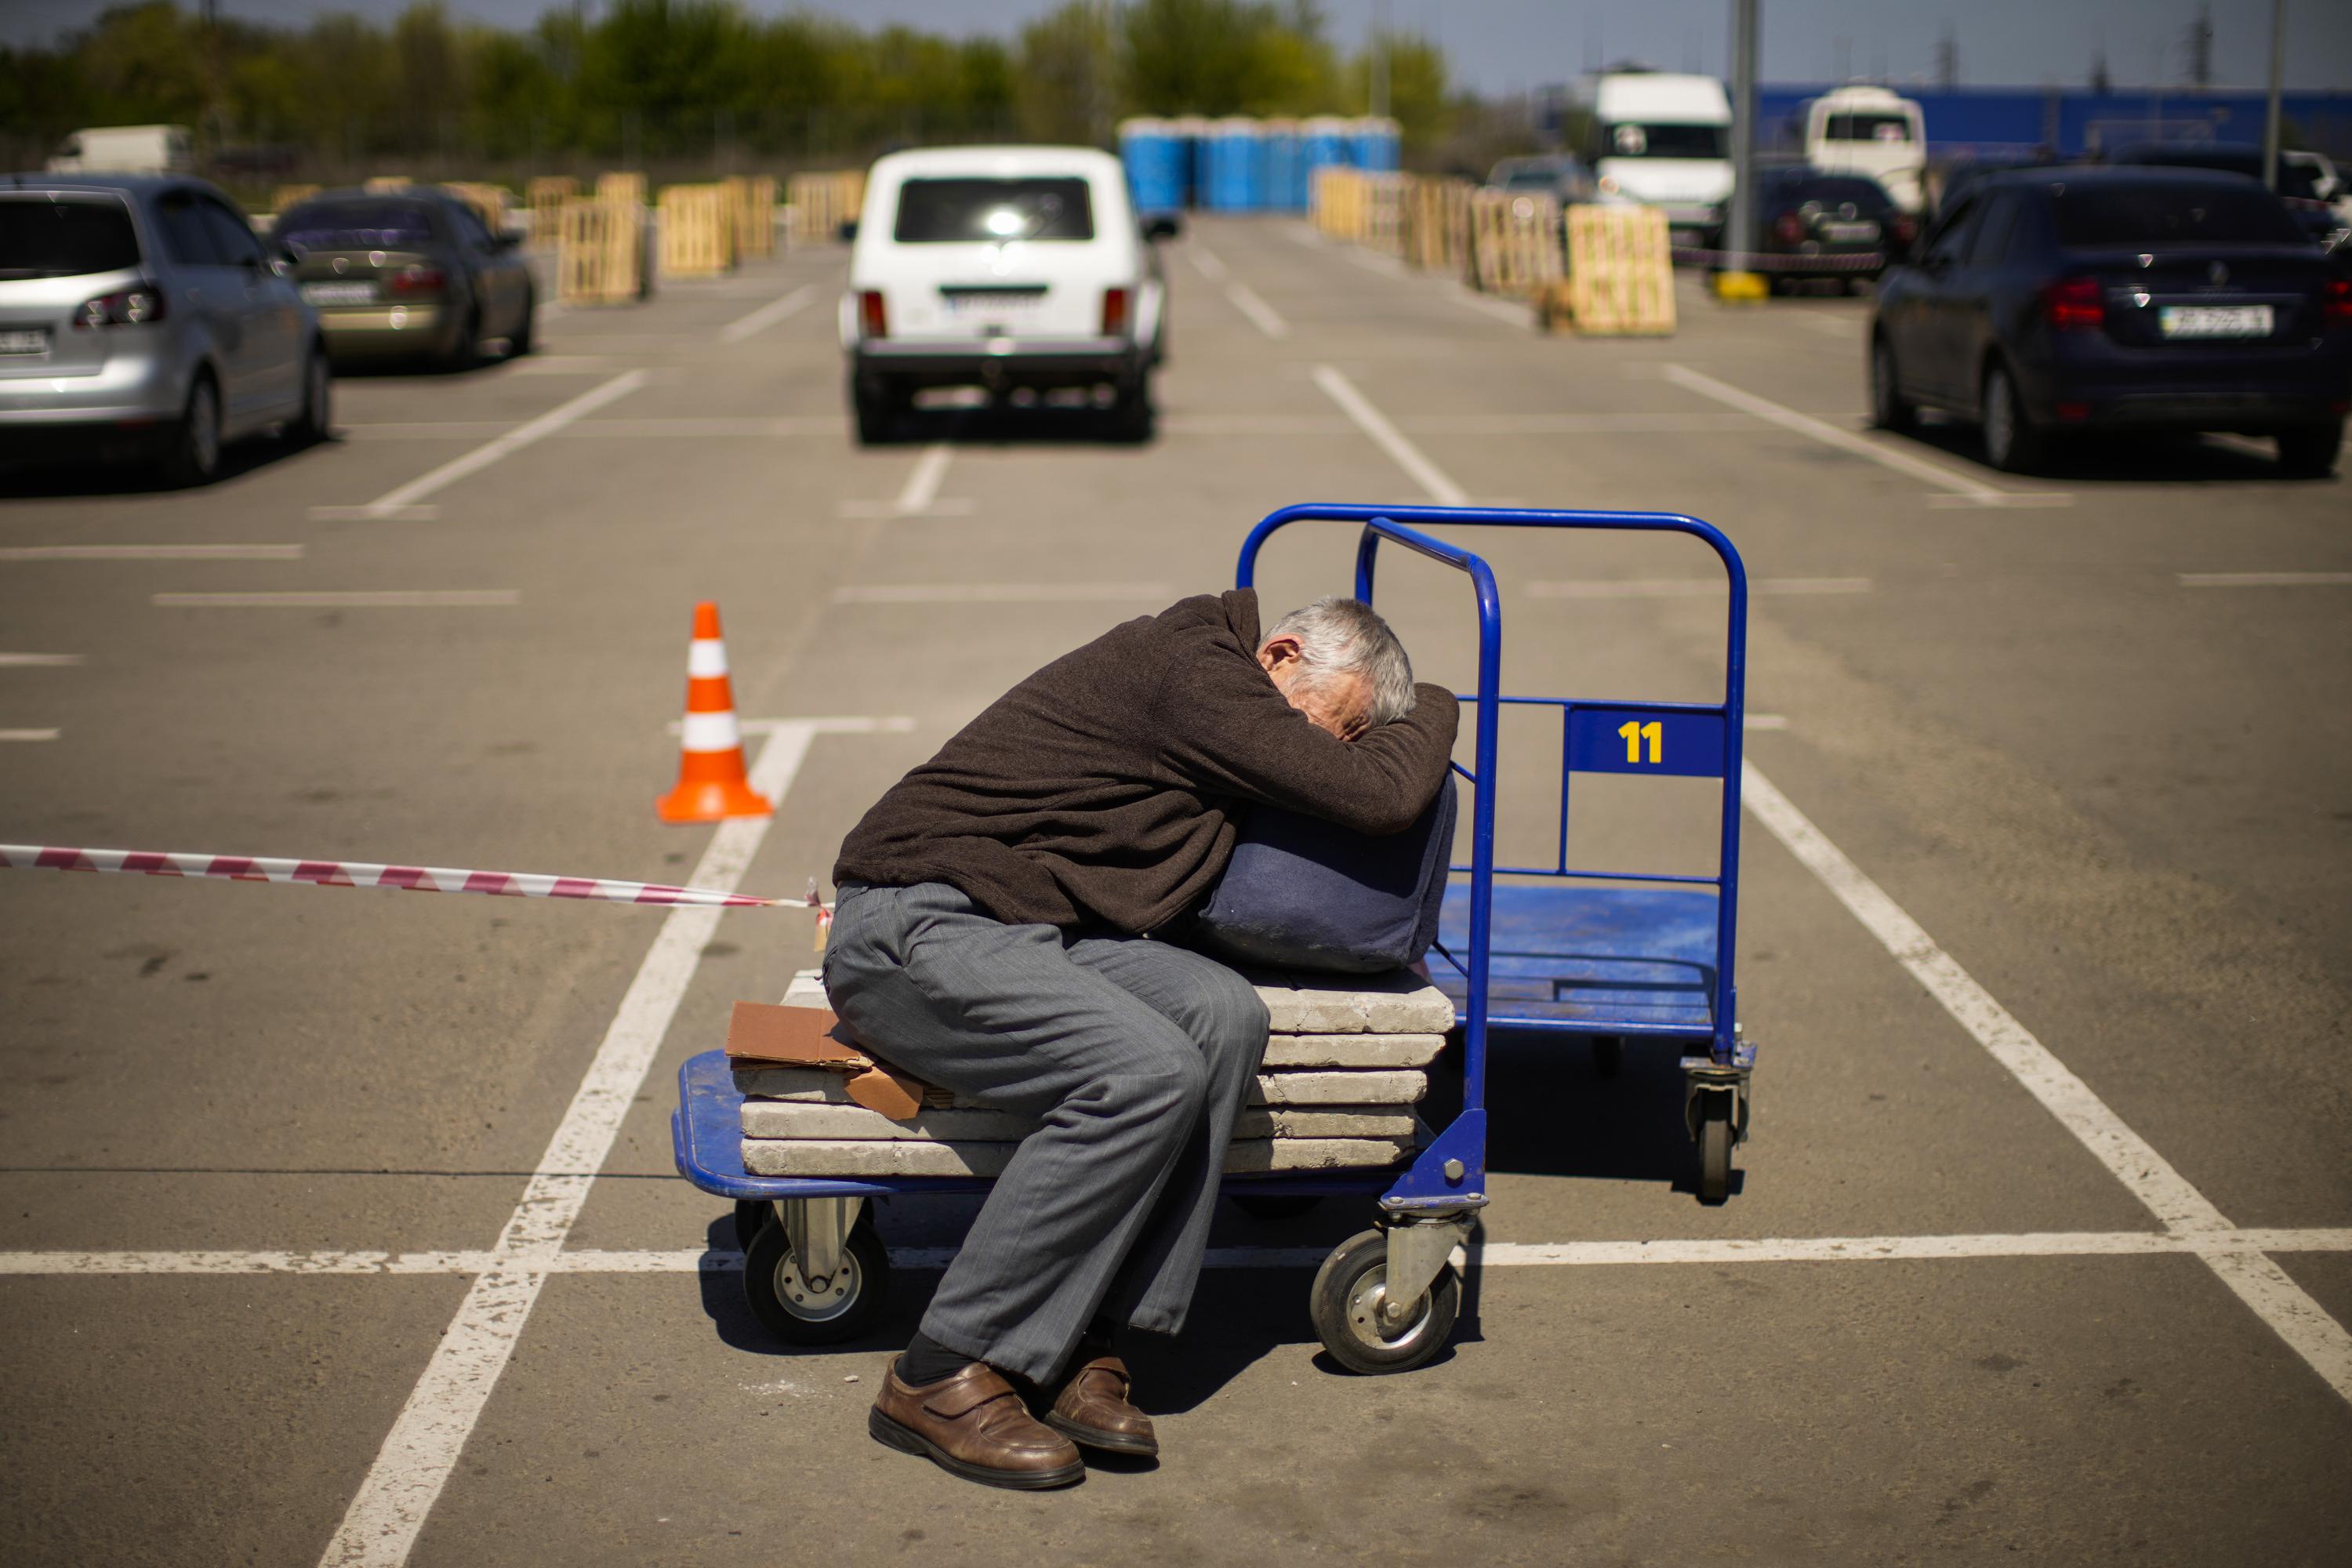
[1404,176,1473,274]
[658,183,735,279]
[787,169,865,245]
[1467,189,1563,297]
[1566,204,1677,336]
[442,181,510,237]
[557,197,646,306]
[595,170,646,209]
[725,175,776,260]
[525,176,577,244]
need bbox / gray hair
[1261,596,1416,726]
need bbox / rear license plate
[303,282,376,306]
[2160,303,2271,339]
[944,291,1043,312]
[1819,220,1879,242]
[0,328,49,356]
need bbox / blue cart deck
[1431,882,1721,1039]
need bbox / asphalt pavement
[3,216,2347,1567]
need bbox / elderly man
[822,588,1457,1489]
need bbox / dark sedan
[2104,143,2343,249]
[1717,168,1915,291]
[1869,167,2351,476]
[274,187,535,367]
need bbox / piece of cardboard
[724,1000,868,1067]
[843,1065,925,1120]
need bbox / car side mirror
[837,219,858,243]
[1144,213,1181,241]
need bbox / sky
[8,0,2350,94]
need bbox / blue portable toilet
[1168,116,1213,209]
[1351,115,1401,172]
[1301,115,1354,212]
[1119,117,1184,216]
[1207,117,1262,211]
[1258,117,1301,212]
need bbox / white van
[47,125,194,176]
[1799,86,1926,212]
[1570,71,1733,246]
[842,145,1173,443]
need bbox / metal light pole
[2263,0,2285,191]
[1726,0,1758,279]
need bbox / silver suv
[0,176,329,485]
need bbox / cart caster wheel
[1310,1229,1459,1375]
[1592,1036,1622,1079]
[1233,1194,1322,1221]
[732,1199,773,1252]
[1697,1094,1735,1204]
[743,1214,889,1345]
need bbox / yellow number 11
[1617,719,1663,764]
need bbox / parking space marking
[1658,363,2071,509]
[1312,365,1471,506]
[153,590,518,608]
[0,544,302,562]
[1740,763,2352,1403]
[832,583,1173,604]
[1401,413,1750,435]
[0,728,60,742]
[1225,281,1293,340]
[670,716,916,737]
[0,654,83,666]
[1530,577,1871,599]
[319,726,818,1568]
[838,443,971,518]
[313,369,648,521]
[2178,572,2352,589]
[717,284,815,343]
[14,1228,2352,1278]
[1186,245,1229,281]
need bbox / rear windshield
[277,200,437,250]
[1824,112,1913,143]
[0,195,141,279]
[2052,181,2310,246]
[2114,150,2321,202]
[1605,122,1730,160]
[893,178,1094,243]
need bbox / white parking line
[1225,281,1293,340]
[832,583,1173,604]
[717,284,815,343]
[2178,572,2352,588]
[671,716,916,737]
[1529,577,1871,599]
[318,727,818,1568]
[310,369,648,521]
[1658,363,2071,510]
[1186,245,1229,281]
[0,728,60,742]
[13,1227,2352,1278]
[1311,365,1470,506]
[1403,413,1752,435]
[153,591,518,608]
[1740,764,2352,1403]
[0,654,83,666]
[0,544,303,561]
[839,443,970,518]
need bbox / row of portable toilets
[1119,115,1401,215]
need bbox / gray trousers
[821,881,1269,1384]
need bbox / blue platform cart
[673,503,1756,1374]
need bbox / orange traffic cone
[657,601,773,824]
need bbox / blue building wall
[1756,85,2352,160]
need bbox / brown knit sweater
[833,589,1460,933]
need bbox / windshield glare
[1605,122,1730,160]
[278,201,437,250]
[893,178,1095,243]
[0,195,141,278]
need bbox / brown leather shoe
[869,1359,1084,1490]
[1042,1353,1158,1457]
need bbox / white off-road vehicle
[840,146,1174,443]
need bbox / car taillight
[858,289,887,338]
[2045,275,2105,331]
[71,286,165,328]
[2325,278,2352,325]
[387,266,445,296]
[1101,287,1131,336]
[1773,212,1804,245]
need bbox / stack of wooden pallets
[735,968,1453,1178]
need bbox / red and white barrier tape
[0,844,831,912]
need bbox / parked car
[841,145,1174,443]
[0,175,328,485]
[274,187,535,367]
[1713,167,1915,290]
[2103,144,2341,249]
[1869,167,2352,476]
[1486,154,1600,206]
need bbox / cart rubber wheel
[1232,1193,1322,1221]
[1592,1036,1622,1079]
[743,1213,888,1346]
[1310,1229,1459,1376]
[1697,1094,1735,1205]
[732,1199,773,1252]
